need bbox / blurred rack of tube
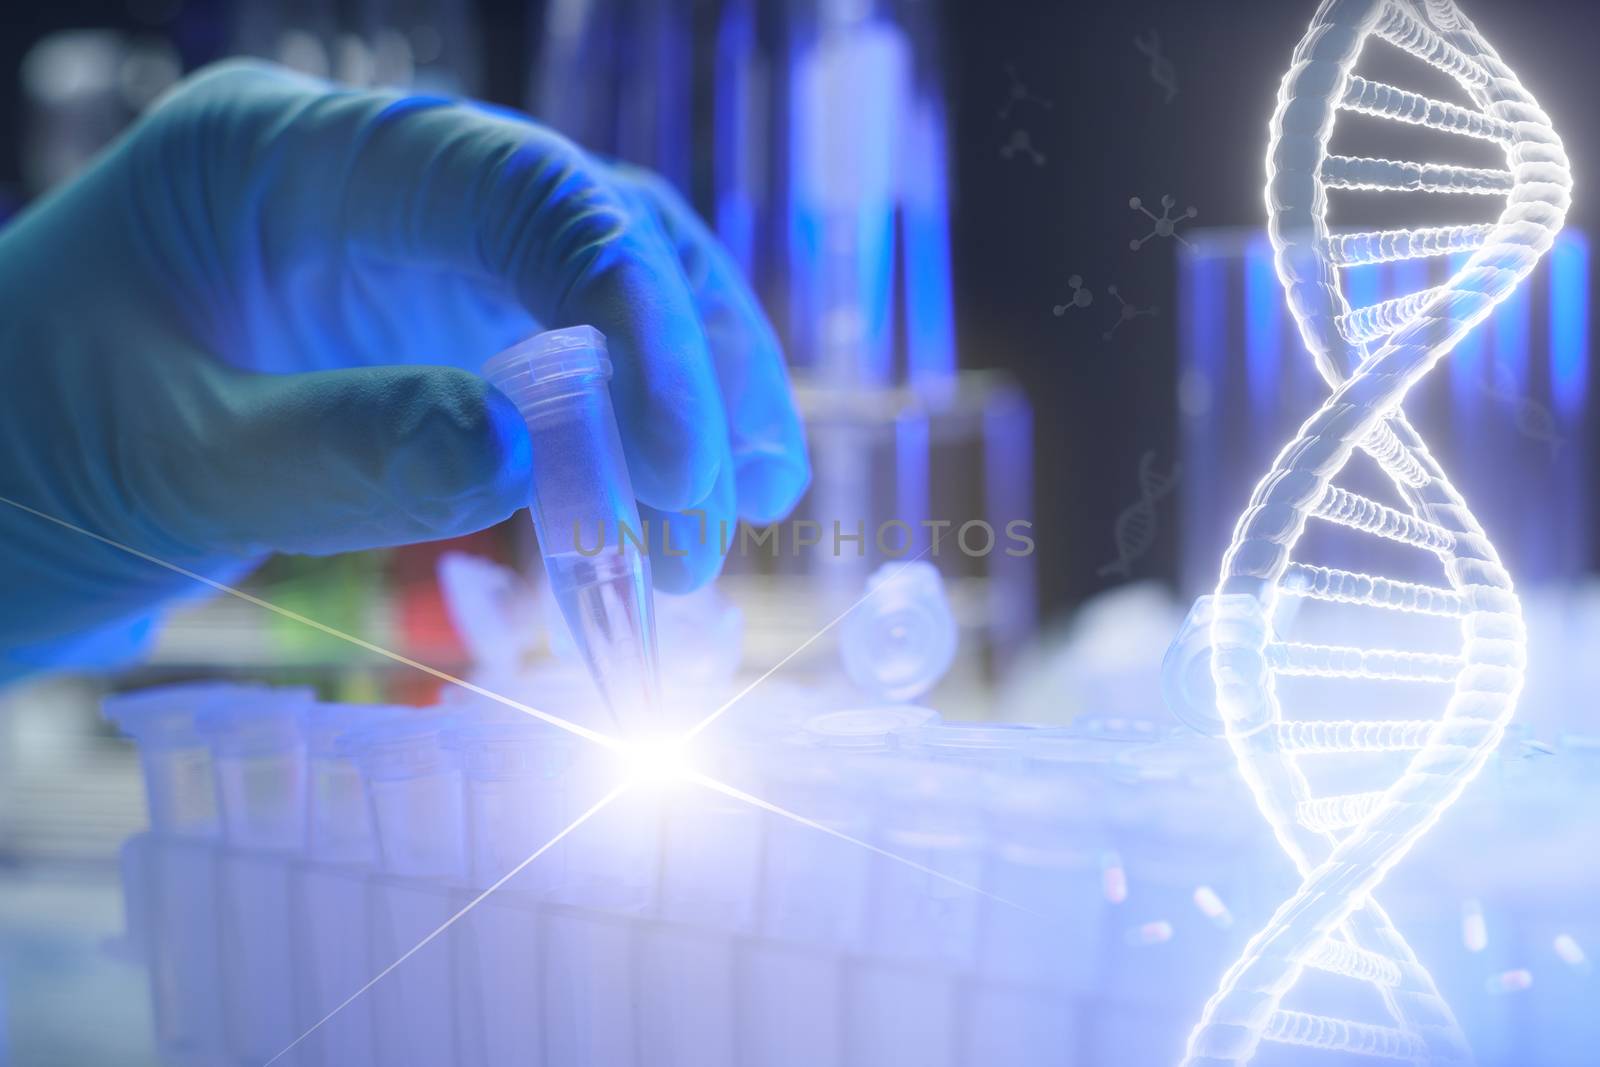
[108,678,1282,1067]
[108,675,1600,1065]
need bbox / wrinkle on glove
[0,61,809,679]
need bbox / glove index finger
[551,244,727,514]
[609,167,811,524]
[156,361,533,558]
[170,66,730,516]
[328,91,727,513]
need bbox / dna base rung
[1266,641,1462,683]
[1281,563,1465,617]
[1297,790,1386,832]
[1274,719,1436,754]
[1374,2,1491,89]
[1265,1009,1427,1062]
[1306,938,1404,987]
[1313,486,1457,553]
[1337,288,1446,344]
[1321,223,1493,266]
[1321,155,1513,196]
[1338,74,1512,143]
[1361,424,1430,488]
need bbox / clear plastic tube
[482,325,660,732]
[850,755,980,1067]
[344,715,465,880]
[657,738,764,931]
[867,758,985,966]
[290,859,375,1065]
[299,702,414,864]
[450,716,580,893]
[103,682,264,839]
[193,686,314,851]
[133,836,228,1059]
[559,745,662,913]
[753,741,874,950]
[216,850,297,1060]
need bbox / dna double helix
[1099,451,1181,580]
[1183,2,1571,1065]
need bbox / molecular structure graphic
[1101,285,1159,340]
[1051,275,1093,316]
[996,62,1054,120]
[997,63,1051,169]
[1128,194,1197,251]
[1000,129,1045,166]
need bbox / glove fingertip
[615,384,724,512]
[638,483,733,595]
[478,379,535,504]
[735,452,811,526]
[388,368,533,536]
[222,366,534,554]
[645,534,726,595]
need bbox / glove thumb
[145,361,533,558]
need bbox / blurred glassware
[21,30,181,195]
[232,0,482,92]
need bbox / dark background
[2,0,1596,624]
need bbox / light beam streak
[681,546,936,742]
[261,782,630,1066]
[685,770,1038,918]
[4,493,1048,1054]
[0,494,618,751]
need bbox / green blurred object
[258,551,390,664]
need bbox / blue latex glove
[0,61,809,681]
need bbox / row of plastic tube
[106,678,1273,1067]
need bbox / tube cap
[103,682,255,743]
[481,325,612,410]
[803,705,939,750]
[840,562,957,702]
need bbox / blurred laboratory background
[9,0,1600,633]
[4,1,1600,1065]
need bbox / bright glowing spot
[1193,885,1233,929]
[1554,933,1588,970]
[618,732,698,788]
[1461,898,1488,953]
[1487,969,1532,995]
[1127,920,1174,946]
[1101,851,1128,904]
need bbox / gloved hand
[0,60,809,681]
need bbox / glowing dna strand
[1182,2,1571,1065]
